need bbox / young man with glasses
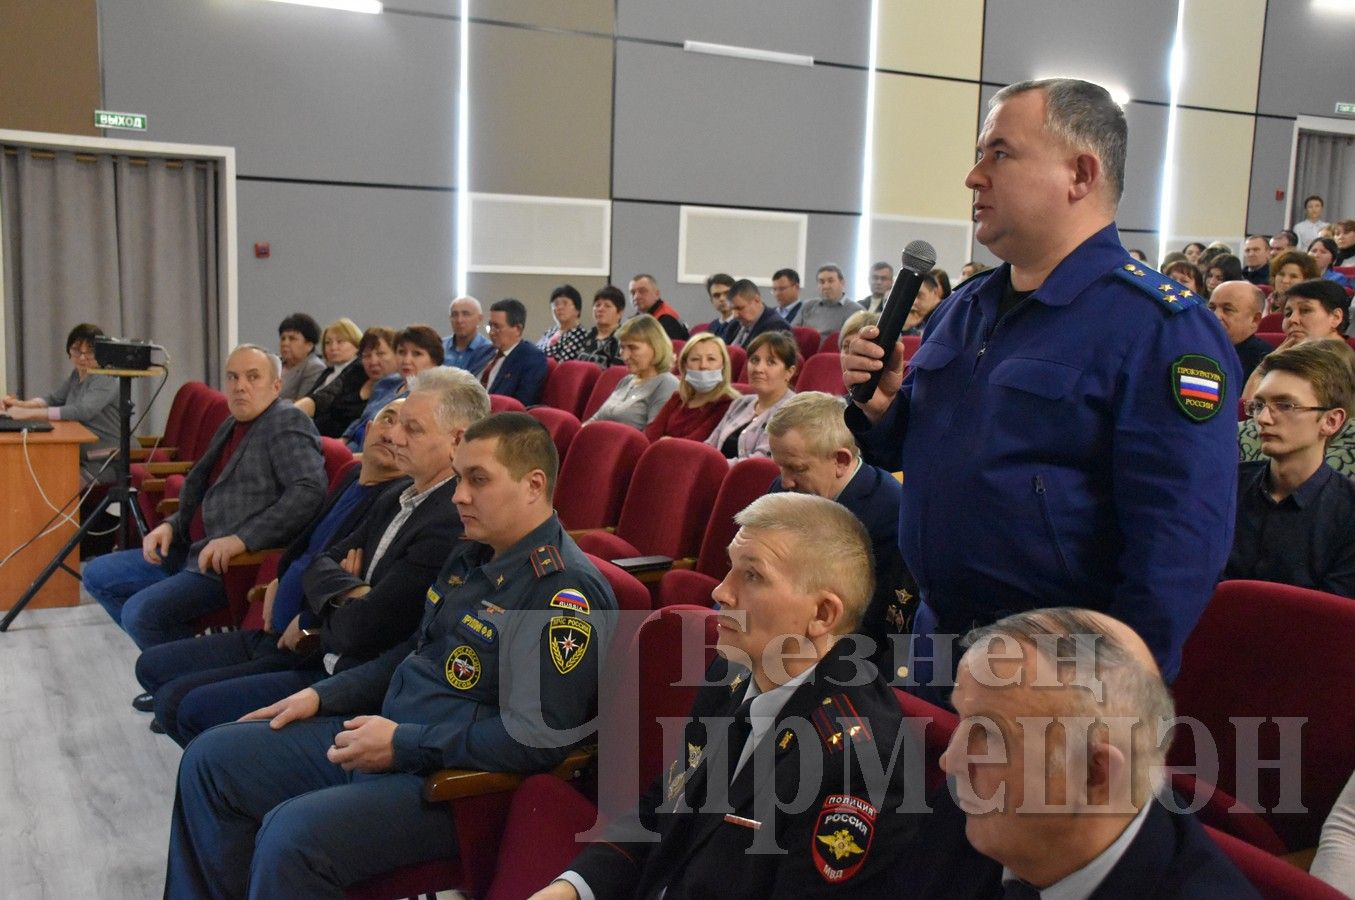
[1225,340,1355,597]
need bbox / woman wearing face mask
[537,284,590,361]
[705,331,799,463]
[645,332,739,441]
[585,314,678,430]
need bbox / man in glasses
[1225,340,1355,597]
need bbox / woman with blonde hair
[645,332,739,441]
[585,314,678,430]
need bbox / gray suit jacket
[165,398,327,574]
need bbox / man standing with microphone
[843,78,1238,697]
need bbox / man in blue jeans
[83,345,326,673]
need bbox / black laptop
[0,415,54,433]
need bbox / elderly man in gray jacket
[85,344,326,664]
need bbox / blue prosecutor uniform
[848,224,1239,684]
[165,515,617,900]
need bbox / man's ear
[807,591,845,641]
[832,448,855,475]
[1320,407,1347,439]
[1069,152,1101,202]
[1084,736,1132,811]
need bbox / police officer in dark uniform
[165,414,617,900]
[843,78,1239,695]
[535,494,921,900]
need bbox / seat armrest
[143,461,194,476]
[227,549,282,568]
[136,435,163,448]
[129,446,176,462]
[156,498,180,516]
[566,526,616,540]
[422,747,596,803]
[142,478,168,493]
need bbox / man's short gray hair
[449,295,482,315]
[962,607,1174,804]
[406,366,491,432]
[992,78,1128,204]
[230,343,282,381]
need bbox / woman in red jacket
[644,332,738,442]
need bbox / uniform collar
[968,223,1125,310]
[475,514,562,593]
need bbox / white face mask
[684,368,724,393]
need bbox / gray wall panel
[236,181,455,347]
[610,201,859,328]
[981,0,1173,105]
[1247,117,1294,236]
[612,42,865,214]
[1120,103,1167,233]
[99,0,457,187]
[1257,7,1355,118]
[616,0,869,66]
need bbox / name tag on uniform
[458,612,497,645]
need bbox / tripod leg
[0,492,114,632]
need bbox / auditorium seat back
[526,406,582,462]
[795,353,847,396]
[539,360,601,419]
[581,365,629,421]
[555,421,649,530]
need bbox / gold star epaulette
[811,694,874,755]
[1112,261,1199,315]
[529,544,566,579]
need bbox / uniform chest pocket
[989,357,1083,400]
[907,341,959,372]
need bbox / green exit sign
[94,110,147,131]
[1337,102,1355,116]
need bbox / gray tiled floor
[0,600,180,899]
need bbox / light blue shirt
[442,332,494,374]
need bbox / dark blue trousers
[166,719,458,900]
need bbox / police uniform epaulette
[1112,261,1201,315]
[529,544,566,579]
[811,694,874,754]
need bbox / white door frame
[0,129,237,395]
[1286,115,1355,230]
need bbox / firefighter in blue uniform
[165,414,618,900]
[844,79,1239,694]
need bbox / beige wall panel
[467,273,609,339]
[876,0,983,80]
[0,0,100,136]
[1178,0,1265,113]
[472,0,613,34]
[872,74,979,220]
[1168,109,1253,239]
[469,25,612,198]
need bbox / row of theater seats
[124,384,1354,898]
[349,577,1355,900]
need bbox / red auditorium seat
[490,394,526,413]
[136,389,229,527]
[1169,580,1355,851]
[820,331,840,354]
[689,322,710,335]
[574,439,728,569]
[670,339,685,363]
[727,344,747,381]
[1259,284,1273,297]
[901,334,922,360]
[1256,332,1284,348]
[526,406,582,461]
[585,554,652,612]
[895,688,959,796]
[580,365,629,421]
[1205,826,1347,899]
[132,380,209,463]
[794,352,847,395]
[539,360,601,419]
[476,606,721,900]
[791,326,821,360]
[1258,312,1284,332]
[554,421,649,530]
[656,456,778,608]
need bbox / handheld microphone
[849,240,937,405]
